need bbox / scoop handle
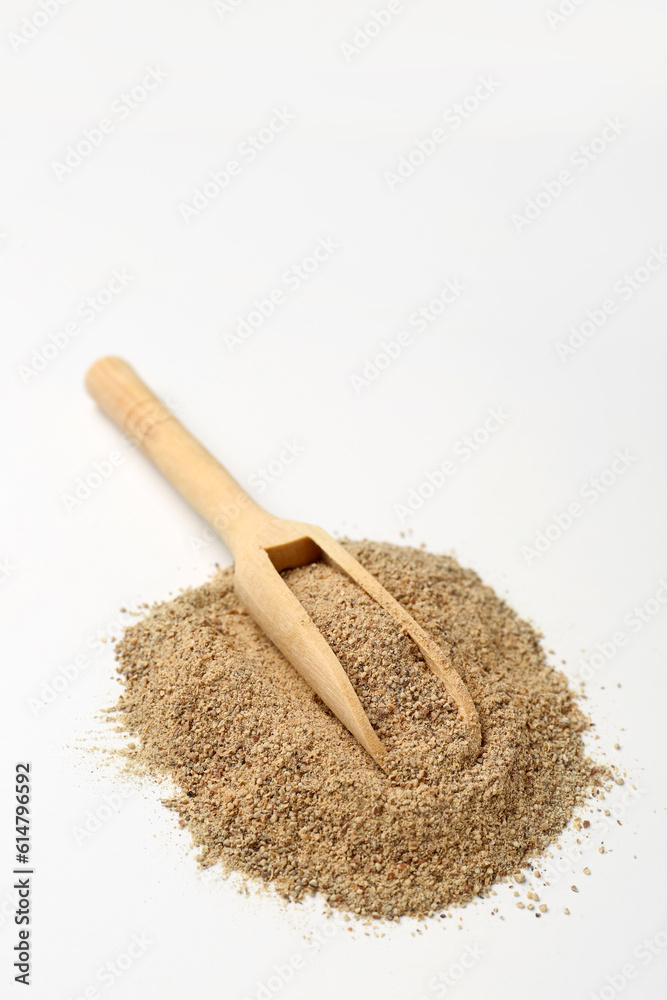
[85,356,269,556]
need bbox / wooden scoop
[85,357,481,770]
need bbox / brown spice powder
[113,540,603,919]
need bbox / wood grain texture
[86,357,481,769]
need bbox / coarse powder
[112,540,604,919]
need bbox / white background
[2,1,667,998]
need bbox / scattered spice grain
[112,540,604,920]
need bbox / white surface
[2,2,667,998]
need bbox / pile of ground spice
[112,540,603,920]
